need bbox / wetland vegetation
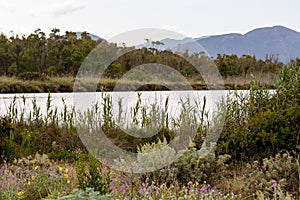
[0,62,299,199]
[0,29,299,199]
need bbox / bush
[221,153,299,198]
[137,138,231,187]
[0,117,32,163]
[104,62,123,78]
[17,72,48,81]
[45,66,58,77]
[76,154,111,195]
[55,188,114,200]
[0,116,14,162]
[216,64,300,161]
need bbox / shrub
[45,66,58,77]
[55,188,114,200]
[104,62,123,78]
[76,154,111,195]
[17,72,48,81]
[0,117,33,162]
[216,64,300,161]
[221,153,299,198]
[137,138,231,187]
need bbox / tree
[0,34,12,75]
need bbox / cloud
[51,0,87,16]
[31,0,88,17]
[0,2,16,14]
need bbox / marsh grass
[0,73,278,93]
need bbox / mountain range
[79,25,300,63]
[161,25,300,63]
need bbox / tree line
[0,29,100,77]
[0,28,297,79]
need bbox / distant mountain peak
[76,32,100,41]
[245,25,300,36]
[160,25,300,63]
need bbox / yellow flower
[17,191,24,196]
[203,181,207,184]
[67,179,71,184]
[59,167,63,172]
[195,181,199,186]
[31,175,35,180]
[63,173,69,179]
[65,168,69,173]
[34,166,39,170]
[27,181,31,186]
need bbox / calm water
[0,90,248,122]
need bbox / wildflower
[195,181,199,186]
[63,173,69,179]
[27,181,31,186]
[34,166,39,170]
[67,179,71,184]
[59,167,63,172]
[31,175,35,180]
[26,130,31,137]
[17,191,24,196]
[65,168,69,173]
[120,184,127,193]
[203,180,206,184]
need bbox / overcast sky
[1,0,300,39]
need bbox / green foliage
[0,116,14,162]
[0,116,33,162]
[274,64,300,107]
[216,63,300,161]
[7,62,18,76]
[17,72,48,81]
[56,188,114,200]
[0,95,84,163]
[0,29,100,77]
[137,137,231,187]
[222,153,298,198]
[215,53,283,78]
[104,62,123,78]
[0,27,287,83]
[45,66,58,77]
[76,154,111,195]
[170,151,231,186]
[0,154,74,200]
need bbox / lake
[0,90,249,126]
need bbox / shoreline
[0,77,275,93]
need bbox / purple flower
[0,180,6,190]
[120,184,127,193]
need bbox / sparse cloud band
[31,0,88,17]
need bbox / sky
[1,0,300,39]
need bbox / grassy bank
[0,64,299,199]
[0,73,277,93]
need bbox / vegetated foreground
[0,63,299,199]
